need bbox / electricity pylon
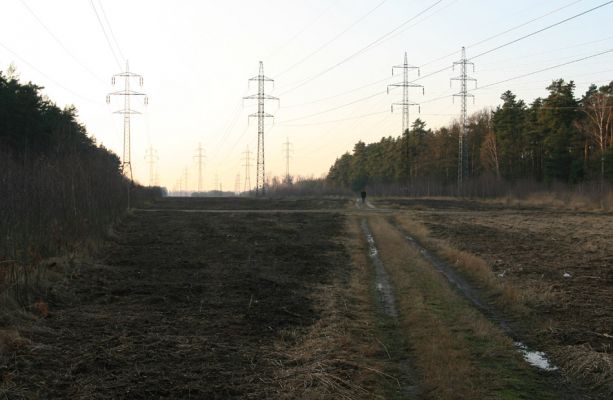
[194,143,206,192]
[243,61,278,196]
[234,173,241,196]
[182,167,189,194]
[388,52,423,182]
[144,146,158,187]
[282,137,293,184]
[451,46,477,191]
[242,146,253,193]
[107,60,148,181]
[213,173,219,192]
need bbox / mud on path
[3,198,354,398]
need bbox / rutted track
[388,219,558,371]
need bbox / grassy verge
[368,216,561,399]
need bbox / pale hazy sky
[1,0,612,191]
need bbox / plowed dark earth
[4,198,352,398]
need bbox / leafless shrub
[0,148,162,308]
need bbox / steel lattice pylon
[388,52,423,183]
[107,61,148,182]
[244,62,278,196]
[451,47,477,191]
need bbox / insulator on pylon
[111,77,115,85]
[106,95,110,104]
[418,68,421,77]
[422,88,425,95]
[418,106,421,114]
[144,96,149,105]
[140,77,144,87]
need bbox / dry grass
[393,214,536,315]
[555,345,613,396]
[0,329,30,357]
[269,218,393,399]
[486,190,613,212]
[367,216,532,399]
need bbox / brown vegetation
[381,197,612,396]
[365,216,565,399]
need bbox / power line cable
[469,0,586,49]
[266,1,337,61]
[0,40,100,104]
[473,48,613,91]
[280,0,597,110]
[90,0,123,70]
[280,90,386,123]
[281,75,393,109]
[275,0,389,78]
[417,0,587,69]
[97,0,126,62]
[278,0,446,96]
[470,0,613,60]
[18,0,106,85]
[278,2,613,123]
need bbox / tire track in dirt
[358,215,420,399]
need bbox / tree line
[326,79,613,194]
[0,67,162,296]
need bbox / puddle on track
[361,219,421,398]
[361,219,397,318]
[396,224,558,372]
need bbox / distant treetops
[327,79,613,190]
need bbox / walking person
[360,190,367,204]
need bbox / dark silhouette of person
[360,190,366,204]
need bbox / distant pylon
[283,137,293,184]
[451,46,477,190]
[242,146,253,192]
[194,143,206,192]
[388,52,423,181]
[213,173,219,192]
[243,61,278,196]
[144,146,158,187]
[183,167,189,194]
[234,173,241,196]
[107,60,148,181]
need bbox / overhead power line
[280,90,386,124]
[474,48,613,91]
[275,0,389,78]
[469,0,586,49]
[18,0,106,85]
[0,40,99,104]
[470,0,613,60]
[90,0,123,70]
[278,0,446,96]
[97,0,126,62]
[418,0,587,69]
[281,0,600,110]
[277,1,612,125]
[266,3,336,61]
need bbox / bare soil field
[0,197,387,399]
[149,197,349,210]
[376,197,613,395]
